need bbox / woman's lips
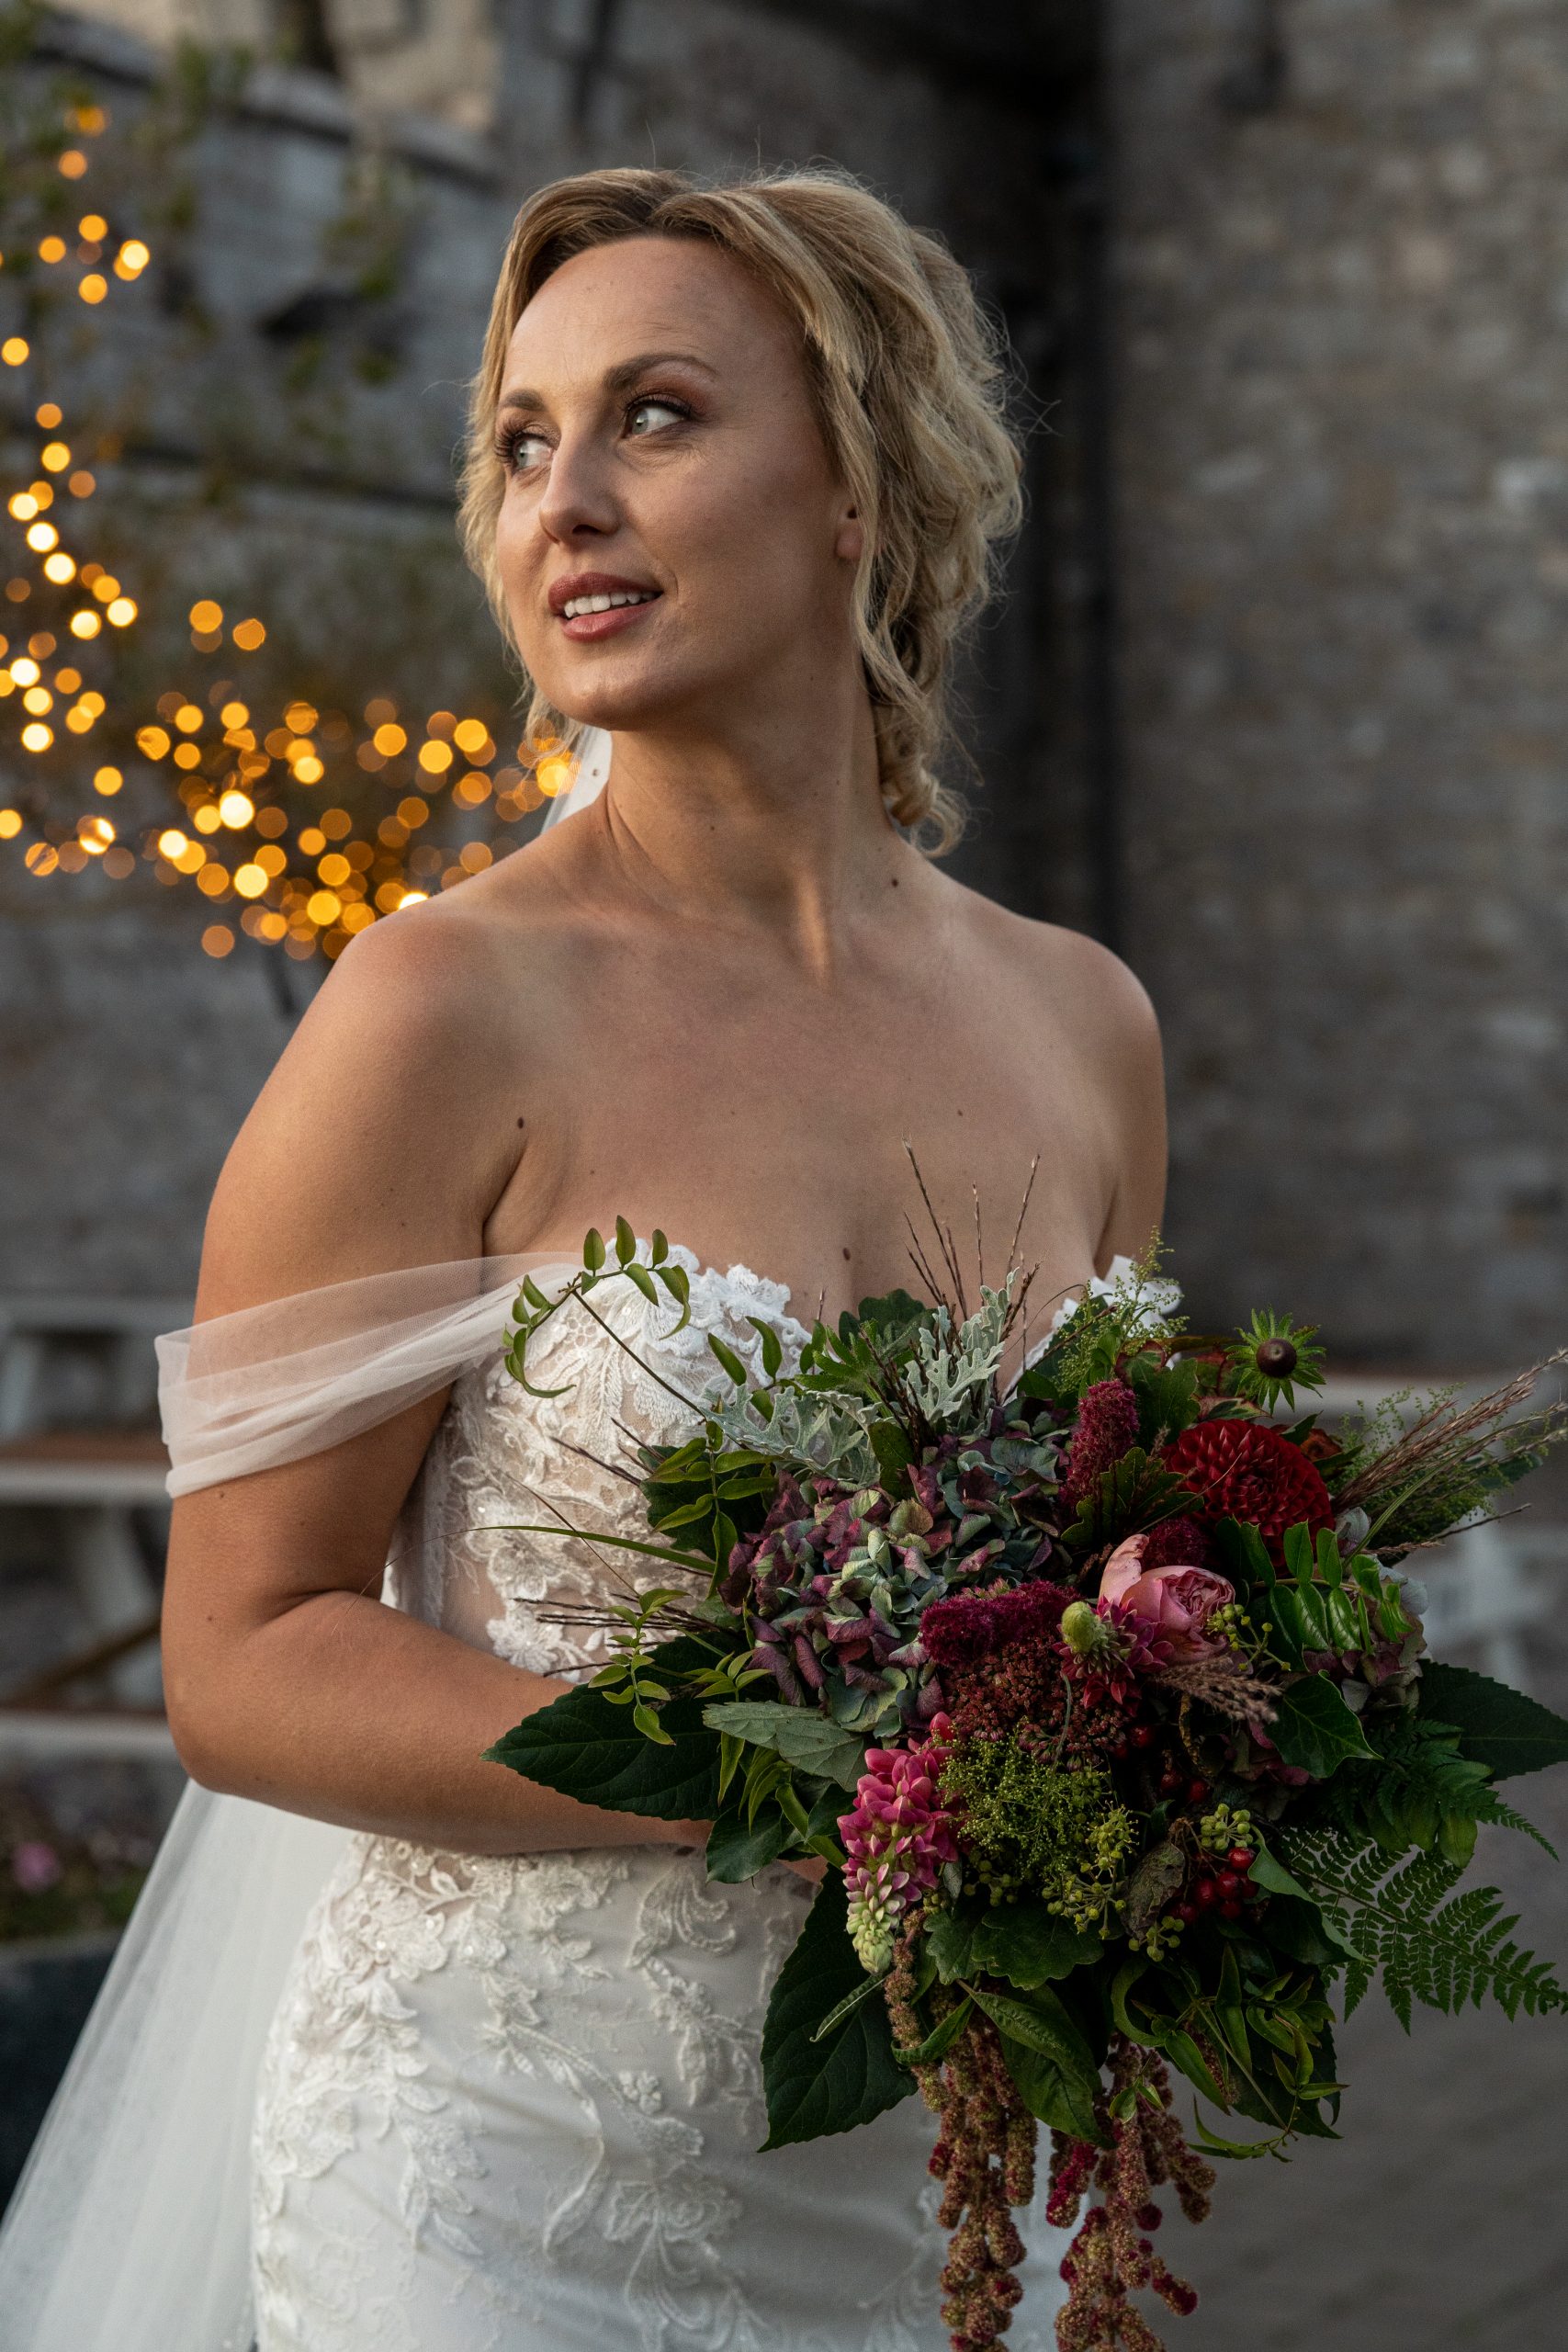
[559,595,661,643]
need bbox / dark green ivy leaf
[1269,1677,1374,1779]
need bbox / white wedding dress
[0,739,1102,2351]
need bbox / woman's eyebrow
[497,350,719,411]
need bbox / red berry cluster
[1175,1844,1258,1926]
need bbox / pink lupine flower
[1097,1532,1234,1661]
[840,1717,960,1973]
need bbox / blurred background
[0,3,1565,2345]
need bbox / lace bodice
[395,1244,811,1676]
[243,1245,1084,2352]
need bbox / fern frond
[1280,1827,1568,2030]
[1319,1713,1558,1860]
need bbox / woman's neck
[579,686,922,978]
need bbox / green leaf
[624,1262,659,1306]
[1159,2026,1231,2107]
[1058,1445,1190,1551]
[811,1972,888,2043]
[894,1994,975,2068]
[703,1702,866,1792]
[745,1316,784,1381]
[967,1984,1100,2089]
[582,1226,606,1272]
[923,1904,978,1984]
[703,1806,793,1881]
[970,1984,1104,2143]
[969,1901,1103,1989]
[760,1873,913,2147]
[707,1332,749,1386]
[615,1214,637,1265]
[870,1419,917,1489]
[998,2030,1106,2143]
[1258,1894,1346,1968]
[1417,1662,1568,1781]
[486,1645,721,1820]
[1212,1514,1277,1592]
[1269,1677,1374,1779]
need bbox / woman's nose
[536,426,620,544]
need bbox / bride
[0,165,1166,2349]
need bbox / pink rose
[1097,1532,1234,1660]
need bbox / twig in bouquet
[553,1431,646,1490]
[902,1212,950,1314]
[472,1476,707,1598]
[973,1182,985,1291]
[903,1141,969,1320]
[1004,1153,1041,1278]
[1334,1348,1568,1532]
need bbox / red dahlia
[1159,1419,1334,1565]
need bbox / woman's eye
[626,397,688,437]
[505,428,550,473]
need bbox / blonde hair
[457,164,1025,854]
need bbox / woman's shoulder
[196,831,589,1312]
[936,865,1162,1060]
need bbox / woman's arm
[161,912,706,1857]
[1072,937,1169,1272]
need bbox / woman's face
[491,234,863,738]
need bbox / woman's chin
[545,665,712,738]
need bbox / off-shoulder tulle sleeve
[0,1249,592,2352]
[157,1250,581,1496]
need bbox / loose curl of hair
[457,164,1026,855]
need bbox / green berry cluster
[1207,1601,1258,1655]
[1127,1910,1186,1959]
[1047,1804,1137,1934]
[1197,1802,1255,1856]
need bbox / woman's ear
[834,504,865,564]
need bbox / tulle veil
[0,729,614,2351]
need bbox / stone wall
[1113,0,1568,1362]
[14,0,1565,1371]
[1,2,1098,1304]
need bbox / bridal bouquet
[486,1203,1568,2352]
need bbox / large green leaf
[486,1668,721,1821]
[970,1901,1102,1988]
[1416,1662,1568,1781]
[1269,1677,1374,1779]
[970,1983,1105,2144]
[705,1808,793,1883]
[923,1903,979,1983]
[704,1701,867,1792]
[759,1873,914,2148]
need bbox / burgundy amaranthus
[887,1934,1037,2352]
[1047,2038,1215,2352]
[1063,1379,1141,1510]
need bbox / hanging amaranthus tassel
[886,1931,1038,2352]
[1047,2036,1215,2352]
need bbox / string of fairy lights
[0,94,573,963]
